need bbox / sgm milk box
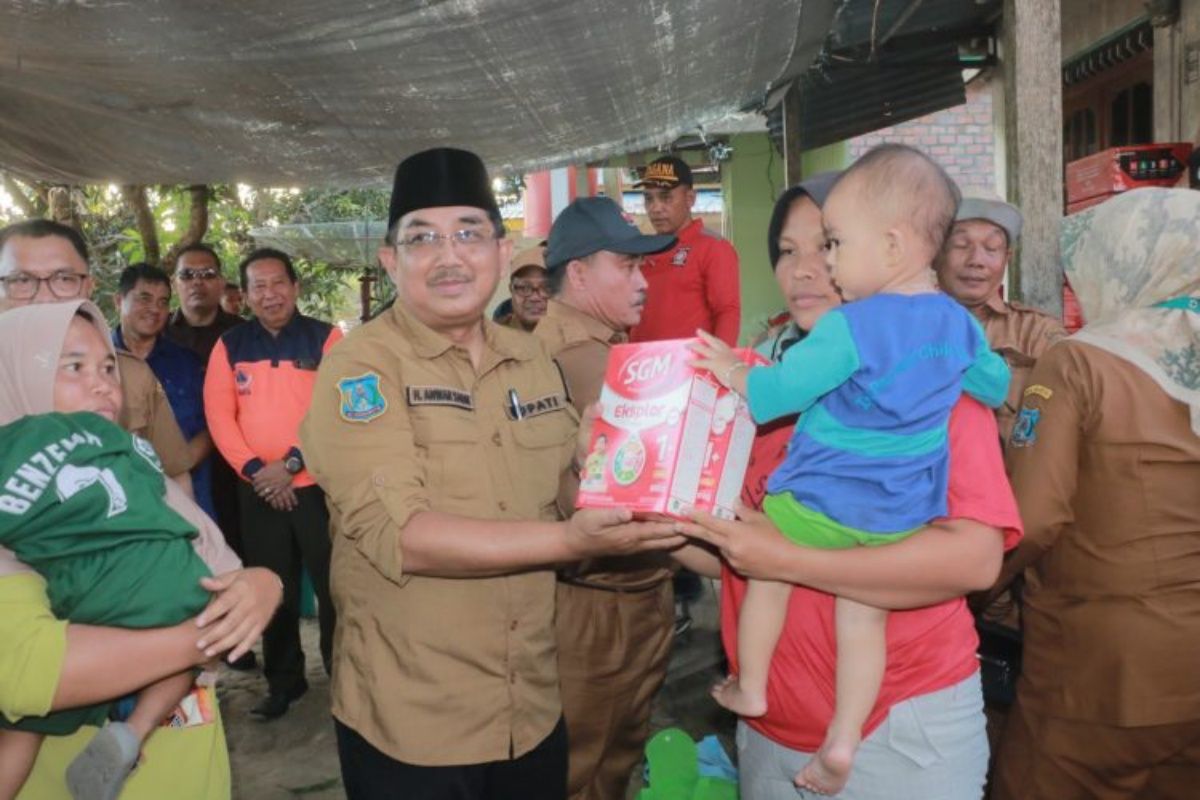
[576,339,756,520]
[693,349,767,519]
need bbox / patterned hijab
[1061,188,1200,434]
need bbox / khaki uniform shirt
[975,295,1067,443]
[534,300,672,591]
[999,342,1200,726]
[494,311,522,331]
[115,350,191,477]
[299,303,577,766]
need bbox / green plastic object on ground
[638,727,738,800]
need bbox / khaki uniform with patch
[535,299,674,800]
[975,295,1067,444]
[115,349,191,478]
[991,342,1200,800]
[298,303,577,767]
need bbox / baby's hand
[690,330,740,388]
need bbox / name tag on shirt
[406,385,475,411]
[506,393,569,421]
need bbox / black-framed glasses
[177,268,221,282]
[399,229,495,254]
[510,281,549,298]
[0,271,88,300]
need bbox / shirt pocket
[1138,445,1200,538]
[510,413,574,511]
[408,408,481,504]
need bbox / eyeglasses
[399,229,495,255]
[177,268,221,282]
[0,271,88,300]
[511,281,549,298]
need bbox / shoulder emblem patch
[405,385,474,411]
[1010,407,1041,448]
[338,373,388,423]
[1024,384,1053,401]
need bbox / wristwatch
[284,448,304,475]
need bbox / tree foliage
[0,176,392,325]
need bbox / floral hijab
[1061,188,1200,434]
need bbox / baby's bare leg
[66,670,194,800]
[796,597,888,795]
[0,729,43,800]
[712,579,792,718]
[124,670,194,741]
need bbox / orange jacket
[204,314,342,487]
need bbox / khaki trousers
[993,696,1200,800]
[555,580,674,800]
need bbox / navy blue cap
[545,197,674,271]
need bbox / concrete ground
[221,577,734,799]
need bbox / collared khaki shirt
[534,299,672,591]
[974,295,1066,443]
[299,303,577,766]
[115,350,191,477]
[999,342,1200,726]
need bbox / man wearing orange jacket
[204,247,342,721]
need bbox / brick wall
[847,77,997,196]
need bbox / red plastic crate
[1065,142,1193,205]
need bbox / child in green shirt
[0,306,213,800]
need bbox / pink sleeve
[165,479,242,575]
[203,339,257,477]
[704,240,741,346]
[945,396,1023,550]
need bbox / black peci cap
[387,148,500,232]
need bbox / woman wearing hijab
[0,300,281,799]
[986,188,1200,800]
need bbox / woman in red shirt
[677,172,1022,799]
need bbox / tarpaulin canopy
[0,0,836,186]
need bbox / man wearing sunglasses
[165,244,245,364]
[165,243,250,579]
[0,219,193,489]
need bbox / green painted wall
[721,134,848,344]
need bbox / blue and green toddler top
[747,293,1010,534]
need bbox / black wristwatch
[284,448,304,475]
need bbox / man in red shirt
[630,156,741,346]
[632,155,742,633]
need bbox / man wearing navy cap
[535,196,674,798]
[299,149,683,799]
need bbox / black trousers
[210,454,244,557]
[237,481,335,695]
[335,717,568,800]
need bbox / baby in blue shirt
[694,144,1009,795]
